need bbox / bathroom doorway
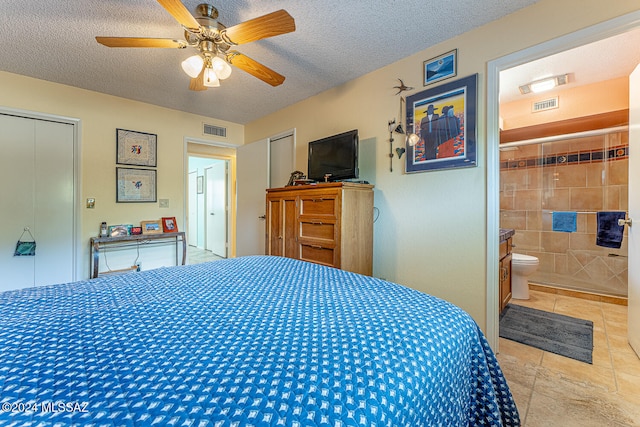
[486,12,640,347]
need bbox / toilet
[511,253,539,299]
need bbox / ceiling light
[519,74,569,95]
[211,56,232,80]
[530,79,556,93]
[181,55,204,78]
[203,67,220,87]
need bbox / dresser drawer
[299,221,336,242]
[299,244,336,267]
[299,195,337,217]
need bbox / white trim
[0,106,82,282]
[486,11,640,351]
[184,135,240,148]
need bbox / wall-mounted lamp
[519,73,569,95]
[387,119,420,172]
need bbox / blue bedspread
[0,256,519,426]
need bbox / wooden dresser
[265,182,374,275]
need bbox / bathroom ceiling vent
[532,97,558,113]
[203,123,227,138]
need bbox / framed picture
[197,176,204,194]
[116,167,157,203]
[406,73,477,173]
[423,49,457,86]
[162,217,178,233]
[108,224,130,237]
[140,220,162,234]
[116,128,157,167]
[130,226,143,235]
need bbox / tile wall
[500,130,629,297]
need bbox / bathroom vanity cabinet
[499,229,514,312]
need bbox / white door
[236,139,269,256]
[205,161,228,257]
[628,63,640,357]
[270,134,295,188]
[0,115,74,290]
[188,171,198,246]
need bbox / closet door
[33,120,74,286]
[0,115,36,289]
[0,115,74,290]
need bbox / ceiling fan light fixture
[181,55,204,78]
[203,67,220,87]
[211,56,232,80]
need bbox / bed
[0,256,519,426]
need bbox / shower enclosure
[499,126,629,297]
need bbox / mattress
[0,255,519,426]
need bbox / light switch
[159,199,169,208]
[86,198,95,209]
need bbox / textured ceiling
[0,0,542,124]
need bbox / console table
[90,232,186,279]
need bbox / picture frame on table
[406,73,477,173]
[162,217,178,233]
[140,220,163,235]
[116,128,157,167]
[108,224,130,237]
[116,167,157,203]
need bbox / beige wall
[244,0,640,330]
[0,72,244,278]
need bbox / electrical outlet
[159,199,169,208]
[135,262,141,272]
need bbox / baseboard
[529,283,627,306]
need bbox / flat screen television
[307,129,358,182]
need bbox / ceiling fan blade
[96,37,186,48]
[227,51,285,86]
[222,10,295,45]
[157,0,200,30]
[189,68,207,91]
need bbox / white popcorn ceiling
[0,0,553,124]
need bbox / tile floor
[187,245,225,264]
[497,289,640,426]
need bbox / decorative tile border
[500,144,628,170]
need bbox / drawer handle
[312,198,324,202]
[310,245,323,249]
[311,221,324,225]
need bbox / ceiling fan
[96,0,295,90]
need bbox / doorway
[185,138,237,262]
[486,12,640,348]
[187,156,230,259]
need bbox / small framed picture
[140,220,162,234]
[108,224,130,237]
[197,176,204,194]
[162,217,178,233]
[130,226,142,235]
[423,49,457,86]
